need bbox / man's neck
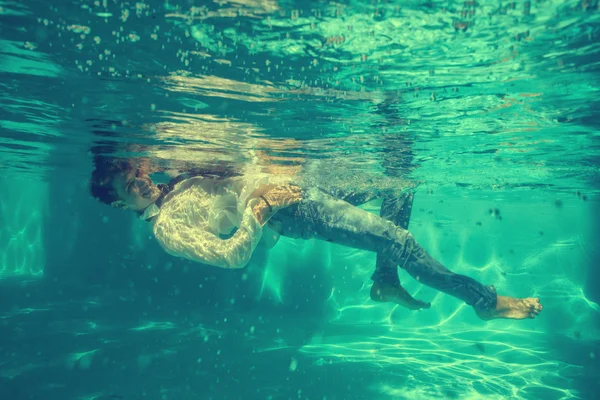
[137,183,171,221]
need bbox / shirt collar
[138,202,161,221]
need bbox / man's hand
[251,185,303,225]
[262,185,303,209]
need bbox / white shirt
[152,174,287,269]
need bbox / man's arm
[249,185,303,224]
[152,185,301,269]
[153,199,268,269]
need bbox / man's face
[111,171,161,212]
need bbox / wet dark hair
[90,150,243,206]
[89,156,135,205]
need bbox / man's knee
[380,192,414,228]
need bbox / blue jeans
[320,188,412,286]
[270,188,497,312]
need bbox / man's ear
[110,200,129,210]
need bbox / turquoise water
[1,0,599,399]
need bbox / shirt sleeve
[153,202,263,269]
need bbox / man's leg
[372,193,413,284]
[371,194,412,286]
[320,189,427,308]
[272,189,542,319]
[369,193,431,309]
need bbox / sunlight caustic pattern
[299,326,583,400]
[0,0,598,398]
[254,191,599,399]
[0,179,47,278]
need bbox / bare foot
[370,282,431,310]
[476,295,543,320]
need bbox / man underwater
[90,158,543,321]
